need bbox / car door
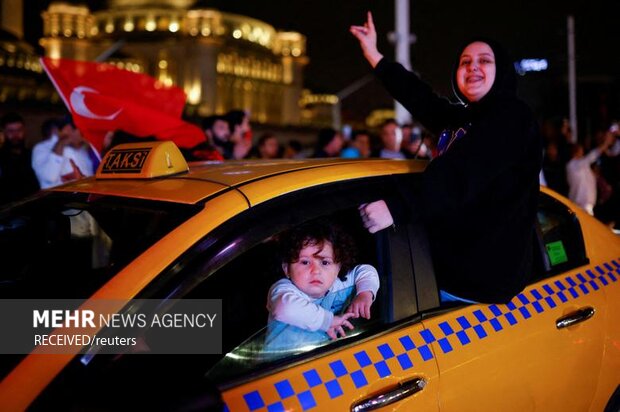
[173,176,442,411]
[415,191,607,411]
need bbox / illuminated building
[39,0,316,126]
[0,1,57,107]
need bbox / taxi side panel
[425,259,611,411]
[575,211,620,412]
[221,323,440,412]
[546,190,620,411]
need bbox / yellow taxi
[0,141,619,411]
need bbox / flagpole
[394,0,412,126]
[40,58,71,110]
[95,40,126,62]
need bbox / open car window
[151,176,419,383]
[181,206,387,382]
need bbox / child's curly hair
[278,218,358,280]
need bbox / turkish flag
[40,57,205,153]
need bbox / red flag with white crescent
[40,57,205,153]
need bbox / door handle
[556,306,595,329]
[350,377,427,412]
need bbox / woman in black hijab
[352,12,542,303]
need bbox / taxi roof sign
[96,141,189,179]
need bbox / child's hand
[346,291,373,319]
[327,313,355,340]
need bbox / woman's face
[456,42,496,102]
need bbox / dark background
[24,0,620,131]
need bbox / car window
[0,192,200,299]
[148,176,418,382]
[532,192,588,280]
[185,208,386,382]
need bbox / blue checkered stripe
[233,259,619,411]
[429,259,619,354]
[236,335,433,412]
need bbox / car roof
[49,158,429,204]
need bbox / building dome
[40,1,312,126]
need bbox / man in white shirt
[32,115,100,189]
[566,132,615,215]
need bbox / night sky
[205,0,620,124]
[25,0,620,125]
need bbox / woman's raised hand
[350,11,383,68]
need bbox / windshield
[0,192,201,299]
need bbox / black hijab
[451,37,517,105]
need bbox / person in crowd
[376,119,406,159]
[183,115,227,161]
[265,219,379,351]
[341,130,372,158]
[566,131,615,215]
[400,123,414,149]
[596,123,620,228]
[251,133,281,159]
[312,128,344,158]
[283,139,306,159]
[225,109,253,160]
[421,129,437,159]
[0,112,40,204]
[541,141,569,195]
[401,123,432,159]
[558,117,575,163]
[353,130,372,158]
[351,12,542,304]
[32,114,100,189]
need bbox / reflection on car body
[0,141,619,412]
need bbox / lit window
[124,19,134,32]
[145,18,157,32]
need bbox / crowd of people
[182,110,433,162]
[0,107,618,234]
[185,113,437,162]
[0,112,101,205]
[540,117,620,228]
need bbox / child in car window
[264,219,380,352]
